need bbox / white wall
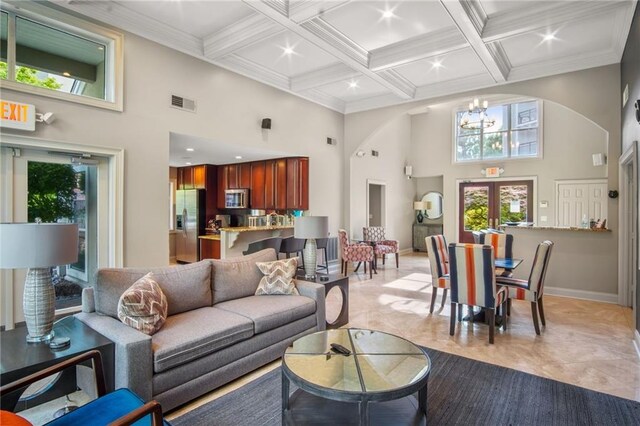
[0,31,344,326]
[349,114,414,248]
[415,176,444,225]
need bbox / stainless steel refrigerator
[176,189,206,263]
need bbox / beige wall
[415,176,444,225]
[345,65,621,296]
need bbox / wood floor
[168,252,640,420]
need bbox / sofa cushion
[215,295,316,334]
[255,258,299,296]
[95,261,212,318]
[152,307,254,373]
[211,249,277,304]
[117,273,168,335]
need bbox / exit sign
[0,100,35,131]
[485,167,501,178]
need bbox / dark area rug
[171,348,640,426]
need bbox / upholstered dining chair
[478,232,514,277]
[339,229,374,278]
[426,235,449,313]
[362,227,399,268]
[0,350,169,425]
[448,243,509,344]
[496,240,554,335]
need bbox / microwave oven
[225,189,249,209]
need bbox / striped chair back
[481,232,513,259]
[448,243,497,308]
[527,240,554,296]
[426,235,449,278]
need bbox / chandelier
[460,98,495,130]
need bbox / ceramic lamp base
[417,211,424,223]
[303,238,318,279]
[23,268,56,343]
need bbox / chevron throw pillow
[255,258,299,295]
[117,272,168,335]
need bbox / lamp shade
[413,201,427,210]
[294,216,329,239]
[0,223,79,268]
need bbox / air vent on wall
[170,94,196,113]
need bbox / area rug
[171,348,640,425]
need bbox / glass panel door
[459,183,493,243]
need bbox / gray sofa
[75,249,326,411]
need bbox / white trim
[554,178,608,228]
[365,179,387,229]
[0,134,124,267]
[454,176,538,242]
[634,330,640,360]
[545,286,618,304]
[399,248,413,256]
[618,142,637,309]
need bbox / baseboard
[544,286,618,304]
[170,256,177,264]
[634,330,640,360]
[399,248,414,255]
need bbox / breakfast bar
[218,225,294,258]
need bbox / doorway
[618,143,637,309]
[458,180,534,242]
[367,180,386,227]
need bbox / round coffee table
[281,328,431,425]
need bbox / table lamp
[0,223,79,342]
[413,201,427,223]
[294,216,329,279]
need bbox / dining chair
[472,231,484,243]
[338,229,374,278]
[0,350,169,425]
[280,236,306,271]
[242,237,283,255]
[425,235,449,313]
[496,240,554,335]
[448,243,509,344]
[362,227,399,268]
[479,232,514,277]
[314,238,329,273]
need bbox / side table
[298,274,349,329]
[0,315,114,412]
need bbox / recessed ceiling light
[235,155,243,159]
[62,72,71,77]
[283,46,294,55]
[543,33,556,42]
[432,60,442,68]
[348,80,359,89]
[186,162,192,165]
[382,9,394,19]
[186,148,194,152]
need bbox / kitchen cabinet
[177,167,193,189]
[177,165,208,190]
[199,238,220,260]
[217,166,228,209]
[251,161,266,209]
[227,163,251,189]
[286,157,309,210]
[265,159,287,210]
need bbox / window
[0,3,123,110]
[454,100,541,163]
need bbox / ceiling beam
[482,0,630,43]
[203,14,284,59]
[242,0,415,99]
[369,28,468,71]
[290,63,359,92]
[288,0,353,24]
[439,0,509,83]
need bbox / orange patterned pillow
[117,273,168,335]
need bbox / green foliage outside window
[0,62,63,89]
[27,163,76,223]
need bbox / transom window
[0,3,123,111]
[454,100,542,163]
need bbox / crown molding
[264,0,289,17]
[376,69,416,98]
[439,0,507,83]
[218,54,290,90]
[507,49,621,82]
[203,14,284,59]
[288,0,352,24]
[52,0,203,55]
[612,0,638,59]
[486,41,512,80]
[369,28,468,71]
[291,63,359,92]
[481,0,629,43]
[300,88,346,112]
[301,18,369,66]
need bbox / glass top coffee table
[282,328,431,425]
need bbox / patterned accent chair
[362,227,399,268]
[426,235,449,313]
[448,243,509,344]
[479,232,514,277]
[339,229,374,279]
[497,240,554,335]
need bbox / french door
[459,180,533,243]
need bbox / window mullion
[6,12,16,81]
[507,104,512,158]
[479,128,484,160]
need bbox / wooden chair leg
[430,288,438,314]
[441,289,448,306]
[507,298,511,316]
[369,261,373,279]
[382,254,386,265]
[457,304,463,322]
[538,297,546,326]
[449,303,457,335]
[531,301,541,335]
[502,301,508,331]
[488,309,495,344]
[395,252,399,268]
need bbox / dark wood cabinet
[178,167,194,189]
[193,165,206,189]
[177,165,208,190]
[217,166,228,209]
[251,161,266,209]
[225,163,251,190]
[286,157,309,210]
[265,159,287,210]
[200,238,221,260]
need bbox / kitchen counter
[220,225,294,233]
[199,234,221,241]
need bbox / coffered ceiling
[53,0,637,113]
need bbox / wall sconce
[355,150,366,157]
[404,165,413,179]
[35,112,56,124]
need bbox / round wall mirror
[421,192,443,220]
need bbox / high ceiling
[55,0,637,113]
